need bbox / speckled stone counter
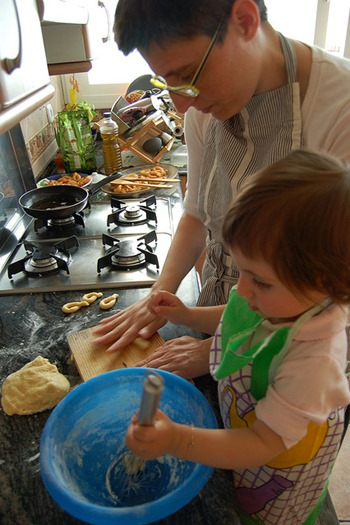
[0,272,242,525]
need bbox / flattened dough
[1,355,70,415]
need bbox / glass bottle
[100,112,122,174]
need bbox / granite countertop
[0,138,240,524]
[0,274,239,525]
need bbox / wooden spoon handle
[110,179,173,189]
[122,177,180,183]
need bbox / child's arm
[126,409,286,470]
[148,290,225,335]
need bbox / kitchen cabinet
[0,0,54,135]
[40,0,109,75]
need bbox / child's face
[231,247,328,324]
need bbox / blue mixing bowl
[40,368,217,525]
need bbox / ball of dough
[1,355,70,416]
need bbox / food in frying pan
[46,172,91,187]
[109,165,169,194]
[138,165,168,178]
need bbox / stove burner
[124,205,144,220]
[25,254,63,274]
[112,239,147,267]
[97,231,159,272]
[8,236,79,279]
[34,212,85,232]
[107,195,157,228]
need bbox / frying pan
[19,173,123,220]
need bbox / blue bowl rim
[40,368,217,525]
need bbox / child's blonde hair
[222,149,350,303]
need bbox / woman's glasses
[150,18,225,98]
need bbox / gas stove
[0,190,183,295]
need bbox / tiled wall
[18,76,109,180]
[0,124,35,205]
[26,121,56,165]
[20,77,65,179]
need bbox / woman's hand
[136,336,213,379]
[92,294,166,353]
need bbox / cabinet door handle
[98,0,110,43]
[4,0,22,74]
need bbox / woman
[93,0,350,378]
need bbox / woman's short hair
[114,0,268,54]
[222,149,350,303]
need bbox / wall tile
[20,76,65,178]
[26,123,56,164]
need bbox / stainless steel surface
[138,372,164,426]
[0,190,183,295]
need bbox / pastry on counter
[1,355,70,416]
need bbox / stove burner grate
[107,195,157,228]
[8,236,79,279]
[97,231,159,272]
[34,212,85,232]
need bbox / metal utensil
[105,371,165,502]
[124,371,164,475]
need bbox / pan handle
[88,172,124,196]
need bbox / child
[126,150,350,525]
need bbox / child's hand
[126,409,178,460]
[147,290,189,325]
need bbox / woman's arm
[152,212,207,293]
[93,213,207,352]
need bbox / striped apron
[197,34,303,306]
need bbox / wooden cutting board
[67,327,165,381]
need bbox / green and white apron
[210,289,345,525]
[197,34,302,306]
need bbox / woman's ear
[230,0,261,40]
